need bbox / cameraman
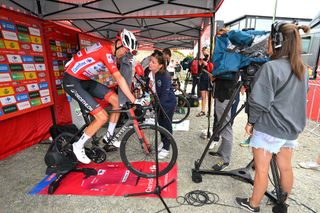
[235,23,310,212]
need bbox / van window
[301,36,311,54]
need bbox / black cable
[155,190,241,213]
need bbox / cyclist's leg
[158,109,174,151]
[63,74,108,163]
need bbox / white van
[301,11,320,80]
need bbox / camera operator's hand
[245,123,253,136]
[134,97,149,106]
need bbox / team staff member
[147,50,177,159]
[63,29,147,164]
[236,23,310,212]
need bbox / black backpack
[49,124,79,139]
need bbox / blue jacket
[155,72,176,114]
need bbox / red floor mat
[30,162,177,198]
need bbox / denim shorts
[249,129,298,154]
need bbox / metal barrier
[306,81,320,138]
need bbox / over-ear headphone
[271,21,287,49]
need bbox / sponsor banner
[41,96,51,104]
[16,24,29,33]
[57,52,63,57]
[31,44,43,52]
[37,72,46,78]
[30,35,42,44]
[54,71,60,77]
[28,27,40,36]
[24,72,37,80]
[0,95,16,105]
[49,40,55,45]
[39,89,49,97]
[53,66,59,71]
[0,86,14,96]
[14,85,26,93]
[22,56,34,63]
[55,79,62,85]
[57,89,64,95]
[23,64,36,71]
[18,33,31,42]
[11,72,25,81]
[58,60,63,65]
[30,98,41,106]
[2,30,18,41]
[35,64,46,71]
[2,104,18,114]
[27,83,39,91]
[9,64,24,71]
[56,46,62,52]
[7,54,22,63]
[34,56,44,62]
[0,40,4,49]
[50,45,56,51]
[0,73,12,82]
[39,82,48,89]
[4,40,20,50]
[56,84,63,90]
[55,41,61,46]
[17,101,31,110]
[59,65,64,71]
[20,43,31,50]
[1,21,16,31]
[52,60,58,65]
[0,64,9,72]
[29,91,40,99]
[16,93,29,102]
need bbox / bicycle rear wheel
[120,124,178,178]
[172,94,190,124]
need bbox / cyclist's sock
[107,122,117,136]
[74,133,90,149]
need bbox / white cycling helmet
[120,29,138,55]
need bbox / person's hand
[134,97,149,106]
[240,86,246,95]
[245,123,253,136]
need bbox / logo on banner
[14,85,26,93]
[2,104,18,114]
[18,33,31,43]
[30,98,41,106]
[53,66,59,71]
[0,55,5,62]
[23,64,36,71]
[17,101,31,110]
[0,73,12,82]
[21,44,31,50]
[39,82,48,89]
[31,44,43,52]
[106,54,114,63]
[10,64,24,71]
[1,21,16,31]
[55,40,61,46]
[24,72,37,80]
[77,51,82,57]
[52,60,58,65]
[0,86,14,96]
[71,58,95,73]
[16,93,29,102]
[28,27,40,36]
[27,83,39,91]
[35,64,46,71]
[57,52,63,58]
[0,40,4,49]
[39,89,49,97]
[7,54,22,63]
[34,56,44,62]
[41,96,51,104]
[30,35,42,44]
[22,56,34,63]
[2,30,18,41]
[37,72,46,78]
[0,64,9,72]
[0,95,16,106]
[4,40,20,50]
[16,25,29,33]
[11,73,25,81]
[55,79,62,85]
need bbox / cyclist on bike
[63,29,148,164]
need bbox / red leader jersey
[65,42,119,85]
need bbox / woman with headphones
[235,22,310,212]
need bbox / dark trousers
[158,109,174,150]
[191,75,199,96]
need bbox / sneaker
[157,142,163,151]
[240,138,250,147]
[212,161,229,171]
[72,144,91,164]
[208,151,222,157]
[298,161,320,170]
[209,142,217,150]
[158,149,169,159]
[235,197,260,212]
[103,135,121,148]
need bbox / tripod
[124,78,175,213]
[191,80,288,212]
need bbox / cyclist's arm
[112,71,136,103]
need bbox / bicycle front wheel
[120,124,178,178]
[172,94,190,124]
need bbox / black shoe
[235,197,260,212]
[103,144,118,152]
[212,161,229,171]
[208,151,222,157]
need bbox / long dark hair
[271,23,310,80]
[151,50,167,73]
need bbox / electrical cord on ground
[268,174,317,213]
[155,190,241,213]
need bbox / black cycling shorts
[63,73,114,115]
